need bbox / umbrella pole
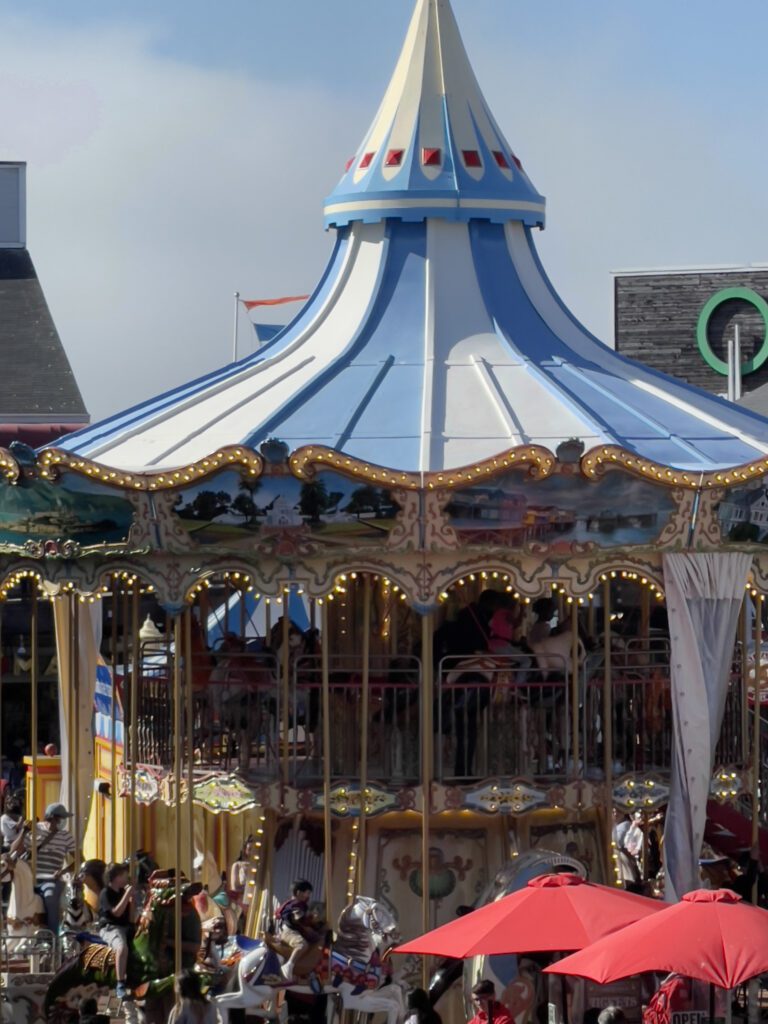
[709,981,714,1024]
[560,973,569,1024]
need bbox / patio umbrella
[544,888,768,989]
[394,873,662,957]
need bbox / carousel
[2,0,768,1020]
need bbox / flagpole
[232,290,240,363]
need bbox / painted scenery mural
[445,469,677,549]
[172,469,401,548]
[718,480,768,544]
[0,474,134,549]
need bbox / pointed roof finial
[324,0,545,229]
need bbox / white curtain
[662,552,752,901]
[53,598,102,843]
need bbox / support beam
[358,577,372,892]
[603,580,613,881]
[30,590,38,879]
[185,607,195,880]
[420,610,434,986]
[128,588,140,879]
[321,601,333,925]
[571,600,580,776]
[173,615,183,977]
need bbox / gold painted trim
[37,446,263,490]
[290,447,422,488]
[582,445,768,490]
[0,449,20,484]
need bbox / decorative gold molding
[582,445,768,491]
[0,449,20,484]
[289,447,421,488]
[37,446,263,490]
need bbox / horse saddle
[82,942,115,974]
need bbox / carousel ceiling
[39,0,768,481]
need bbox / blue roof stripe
[53,232,349,457]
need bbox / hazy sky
[1,1,767,422]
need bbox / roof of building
[52,0,768,478]
[0,247,87,422]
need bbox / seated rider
[98,862,135,1000]
[277,879,321,991]
[197,916,232,994]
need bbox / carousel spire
[324,0,546,229]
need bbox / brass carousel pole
[185,607,195,880]
[570,600,580,776]
[603,579,614,879]
[357,577,372,892]
[67,593,76,841]
[281,597,291,790]
[741,600,750,766]
[321,601,333,925]
[173,615,183,977]
[128,587,140,879]
[72,596,81,870]
[110,584,119,862]
[752,592,763,873]
[30,588,38,880]
[420,609,434,988]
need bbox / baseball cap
[44,802,73,820]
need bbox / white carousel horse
[215,895,405,1024]
[0,853,45,949]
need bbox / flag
[241,295,309,310]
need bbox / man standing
[468,981,514,1024]
[277,879,321,991]
[13,802,75,933]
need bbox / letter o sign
[696,287,768,376]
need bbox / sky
[1,0,767,422]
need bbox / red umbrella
[394,873,663,957]
[544,888,768,989]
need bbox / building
[614,265,768,398]
[0,161,88,448]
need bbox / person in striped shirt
[12,802,76,933]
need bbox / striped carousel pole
[420,609,434,988]
[603,579,614,880]
[174,615,183,977]
[321,600,333,925]
[357,576,372,893]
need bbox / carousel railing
[584,637,672,776]
[134,648,280,774]
[290,654,422,784]
[436,653,571,783]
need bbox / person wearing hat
[11,802,75,932]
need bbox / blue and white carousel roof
[53,0,768,477]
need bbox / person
[197,916,232,994]
[468,980,514,1024]
[168,969,218,1024]
[12,802,75,933]
[0,794,22,851]
[277,879,321,991]
[598,1009,626,1024]
[405,988,442,1024]
[98,862,134,1000]
[179,888,204,969]
[229,837,256,911]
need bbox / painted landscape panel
[173,469,400,548]
[717,479,768,544]
[0,474,134,547]
[445,469,676,548]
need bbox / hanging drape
[52,597,102,839]
[662,552,753,901]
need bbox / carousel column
[420,609,434,987]
[173,615,183,976]
[602,580,613,881]
[128,588,140,880]
[321,601,333,924]
[110,586,119,862]
[30,589,39,880]
[570,600,580,776]
[752,593,763,870]
[357,577,372,892]
[281,601,291,790]
[67,594,76,842]
[741,600,750,766]
[72,596,81,868]
[185,607,195,880]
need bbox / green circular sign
[696,286,768,376]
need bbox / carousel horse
[62,860,107,937]
[0,853,45,946]
[44,870,204,1024]
[215,895,405,1024]
[428,852,587,1020]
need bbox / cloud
[0,17,364,420]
